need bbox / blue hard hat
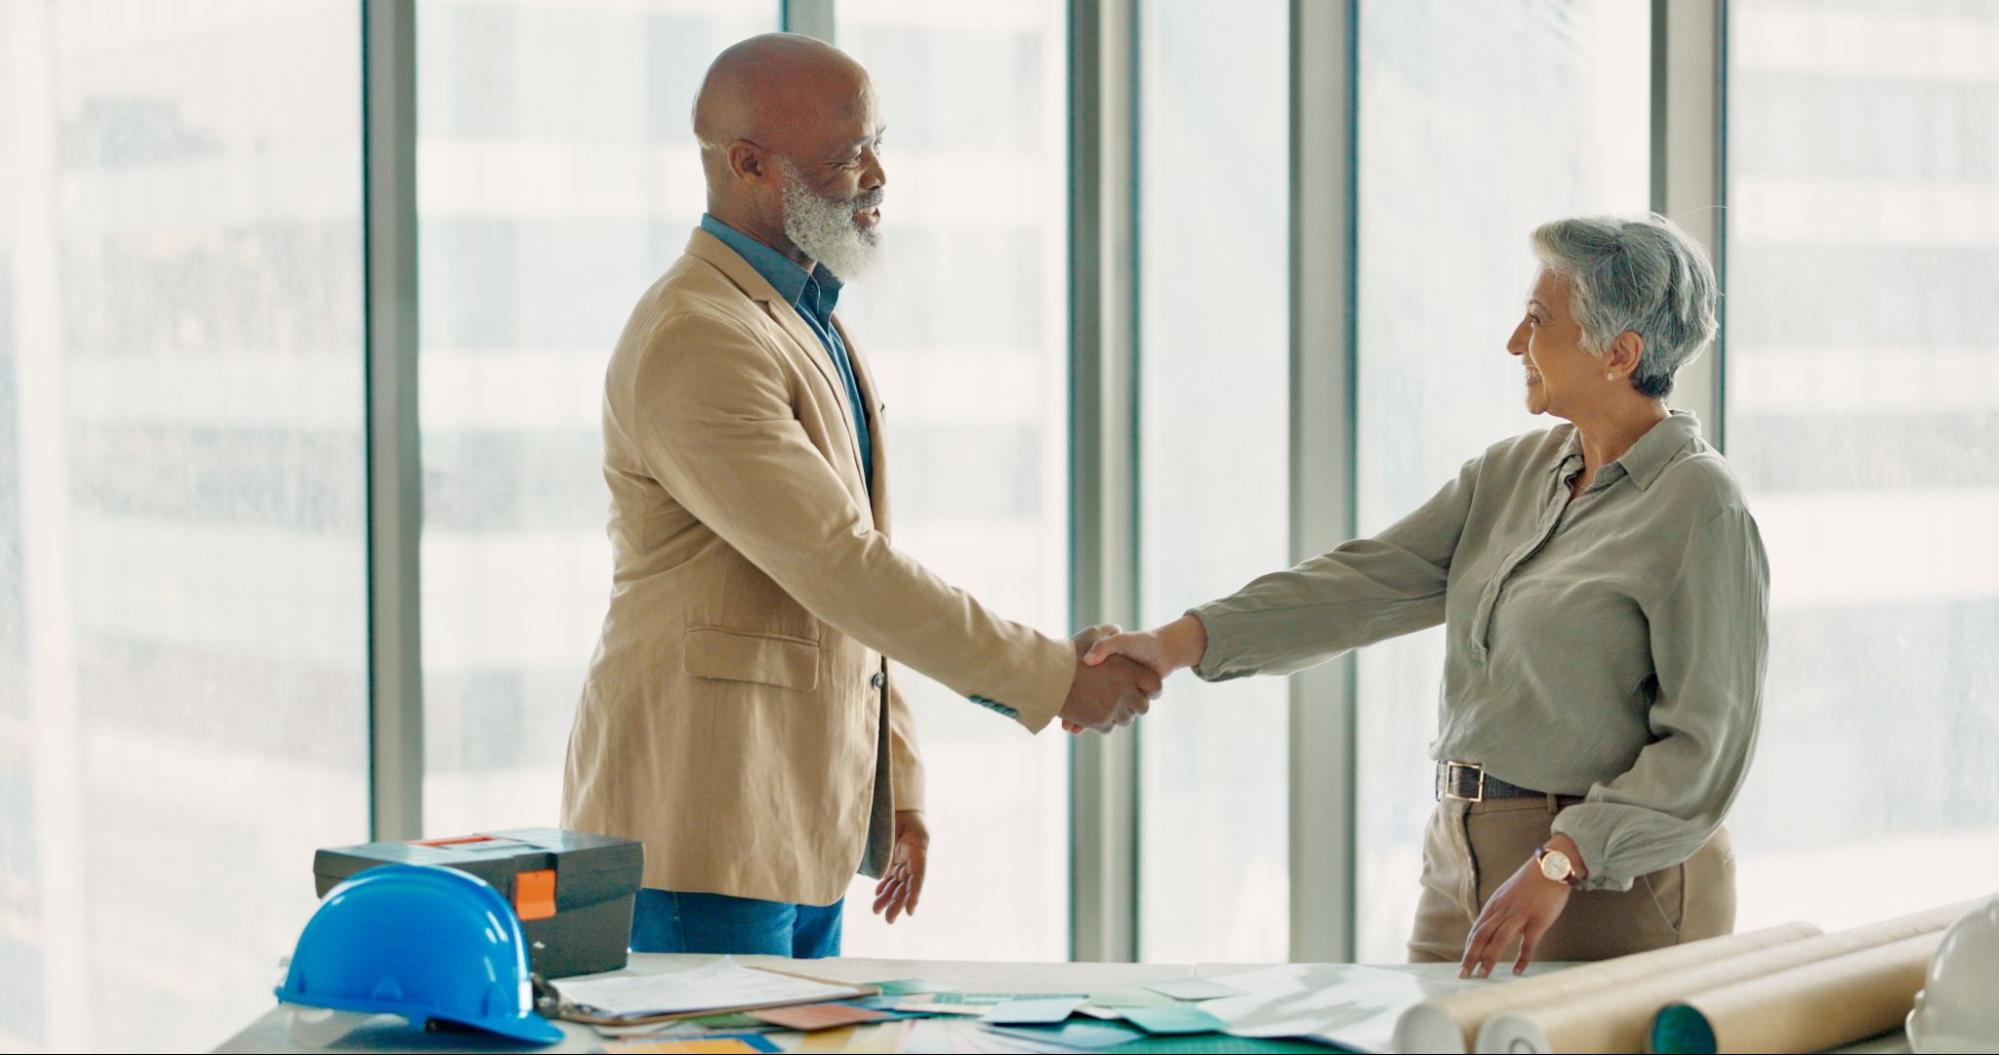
[275,863,563,1045]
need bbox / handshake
[1054,614,1211,734]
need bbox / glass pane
[1136,0,1291,962]
[1353,0,1649,961]
[833,0,1072,961]
[417,0,776,834]
[0,1,367,1049]
[1724,0,1999,932]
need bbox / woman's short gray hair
[1531,213,1719,398]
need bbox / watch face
[1539,850,1573,882]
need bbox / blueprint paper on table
[1144,978,1245,1001]
[1088,986,1178,1009]
[1200,964,1467,1054]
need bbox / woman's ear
[1608,330,1645,378]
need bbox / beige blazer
[560,229,1076,906]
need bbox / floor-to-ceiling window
[1135,0,1292,963]
[416,0,776,835]
[1352,0,1650,960]
[1723,0,1999,932]
[0,2,368,1049]
[833,0,1074,961]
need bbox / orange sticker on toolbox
[515,868,556,920]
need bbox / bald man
[559,34,1161,958]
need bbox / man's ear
[728,140,769,182]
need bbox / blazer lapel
[686,230,870,499]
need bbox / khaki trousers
[1407,795,1736,963]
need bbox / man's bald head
[693,34,871,173]
[690,33,888,274]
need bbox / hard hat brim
[468,1011,566,1045]
[277,991,565,1046]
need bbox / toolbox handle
[410,833,517,849]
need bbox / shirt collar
[1618,409,1702,490]
[699,214,842,318]
[1547,410,1703,492]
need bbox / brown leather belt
[1435,760,1547,802]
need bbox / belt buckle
[1441,761,1485,803]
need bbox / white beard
[779,159,884,280]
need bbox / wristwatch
[1535,846,1583,887]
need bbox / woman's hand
[1083,614,1207,678]
[1057,615,1209,733]
[1459,850,1574,978]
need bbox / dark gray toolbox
[313,827,643,979]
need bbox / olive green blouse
[1191,411,1768,890]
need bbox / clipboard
[547,963,881,1025]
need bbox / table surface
[213,953,1914,1054]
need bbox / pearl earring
[1605,372,1616,381]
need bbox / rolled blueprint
[1388,922,1820,1054]
[1475,899,1983,1053]
[1650,931,1944,1054]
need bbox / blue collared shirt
[700,214,873,493]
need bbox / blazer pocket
[682,627,821,692]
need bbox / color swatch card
[925,991,1025,1005]
[870,978,956,997]
[746,1002,889,1031]
[603,1035,782,1054]
[792,1020,913,1054]
[1123,1004,1230,1034]
[894,999,988,1017]
[986,1019,1146,1050]
[979,996,1087,1024]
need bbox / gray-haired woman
[1084,214,1768,977]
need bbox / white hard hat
[1907,896,1999,1054]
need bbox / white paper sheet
[553,957,866,1018]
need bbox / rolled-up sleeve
[1191,455,1480,681]
[1552,506,1769,890]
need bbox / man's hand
[1058,625,1161,734]
[1459,839,1579,977]
[1059,616,1205,732]
[871,810,928,924]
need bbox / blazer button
[871,671,886,691]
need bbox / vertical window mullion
[363,0,424,842]
[1652,0,1726,443]
[1287,0,1360,964]
[1068,0,1142,965]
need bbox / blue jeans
[629,889,844,958]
